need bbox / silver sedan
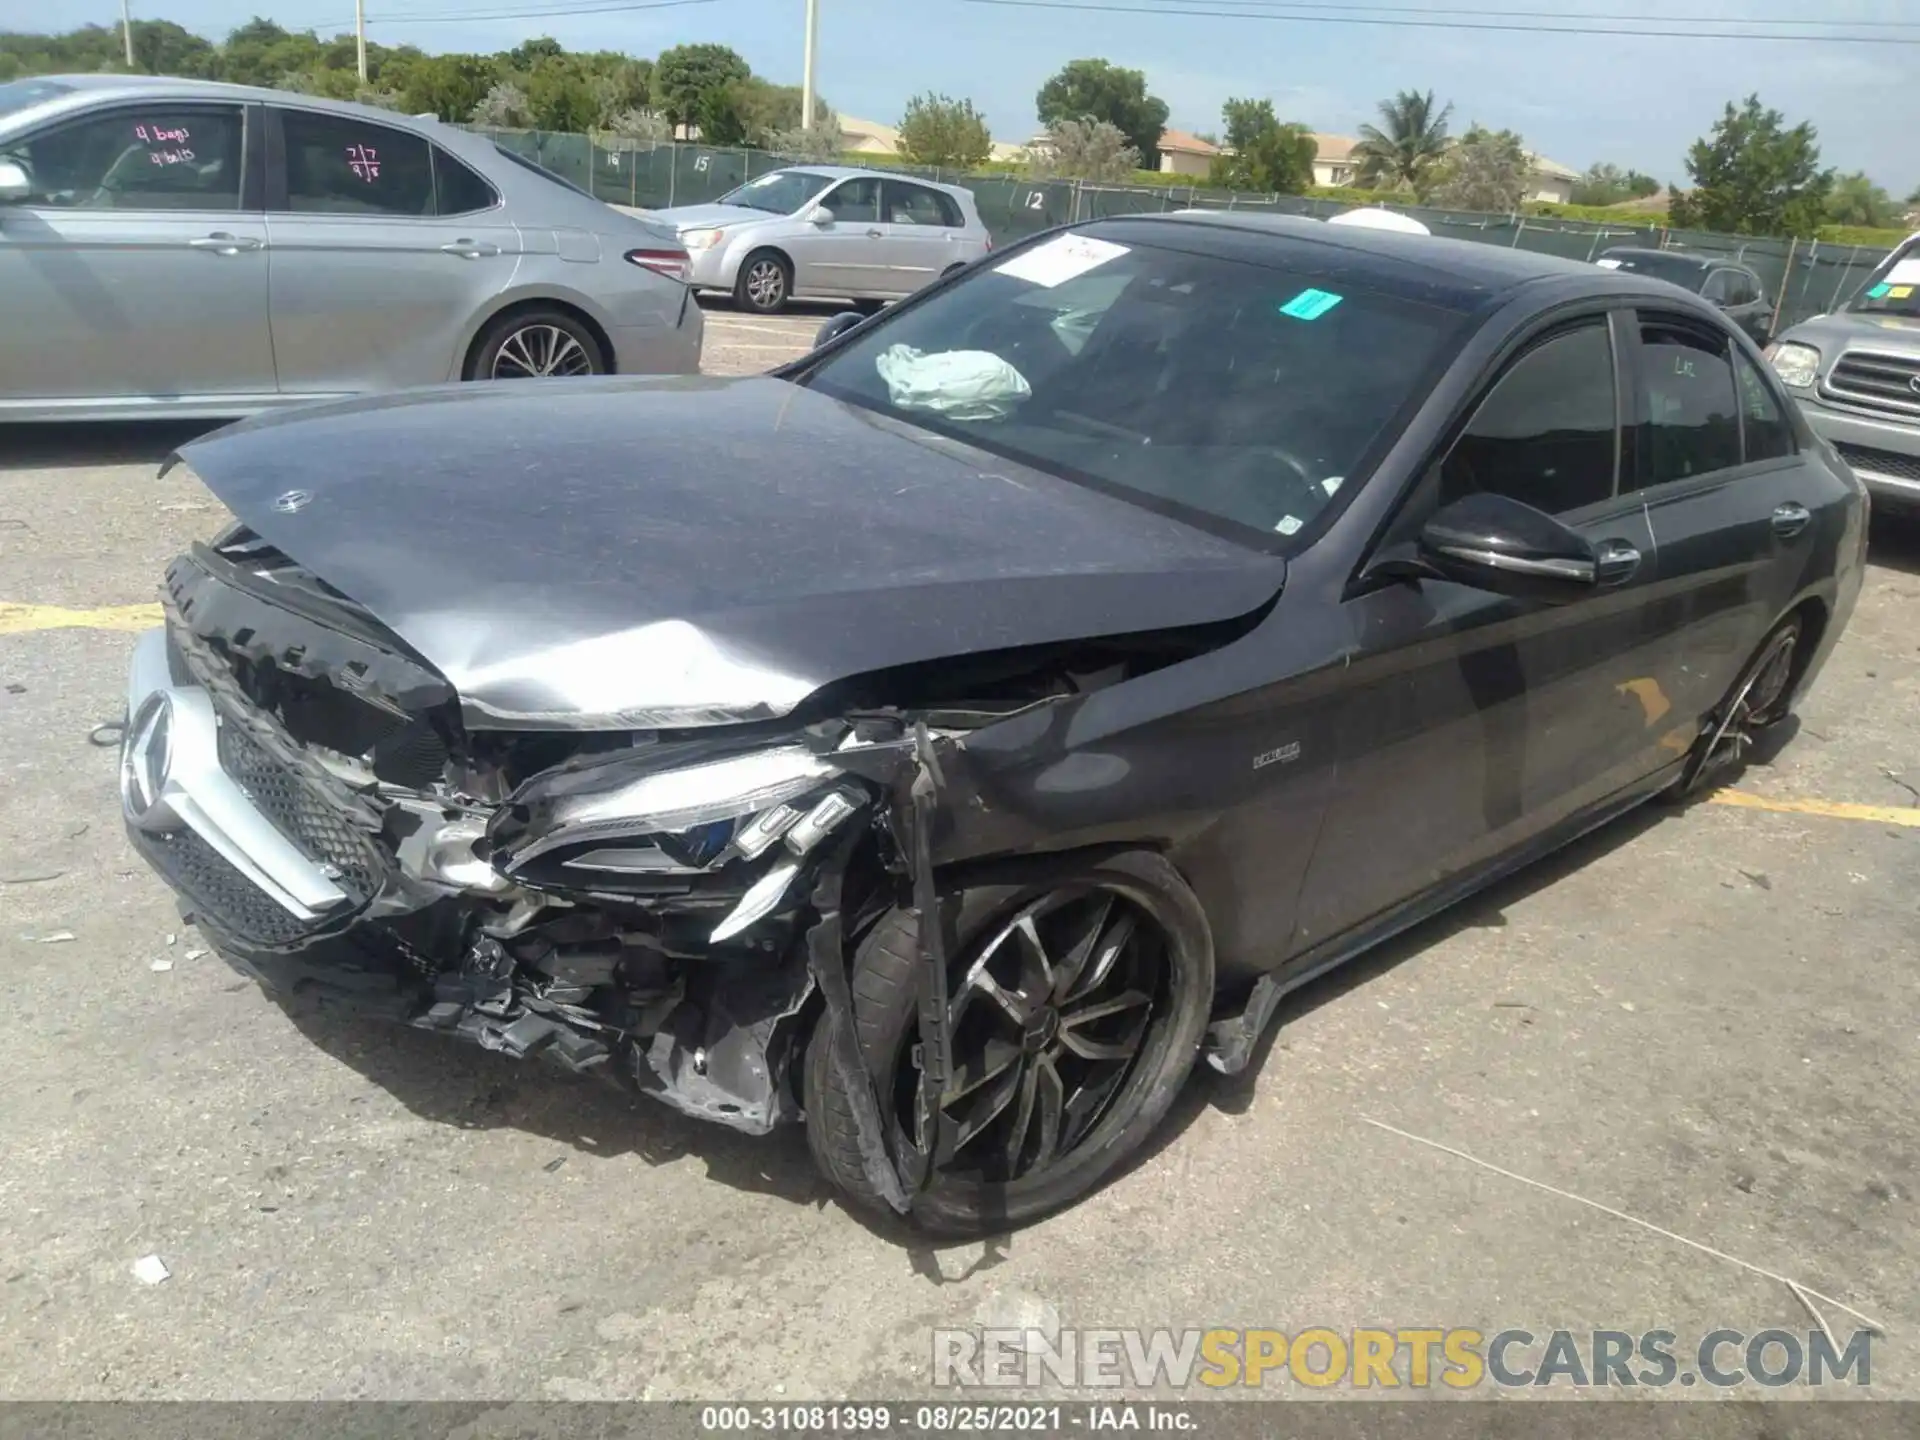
[0,74,702,422]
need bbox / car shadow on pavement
[278,999,837,1211]
[1,420,222,473]
[1866,510,1920,575]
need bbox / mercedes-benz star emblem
[273,489,313,514]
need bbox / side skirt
[1204,761,1685,1075]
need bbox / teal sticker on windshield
[1280,288,1344,320]
[1868,282,1893,299]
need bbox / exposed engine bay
[126,525,1256,1172]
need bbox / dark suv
[1597,247,1773,346]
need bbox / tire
[1669,614,1803,800]
[467,307,607,381]
[804,849,1214,1236]
[734,250,791,314]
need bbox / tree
[525,57,598,132]
[1351,88,1452,194]
[1029,118,1139,183]
[396,52,498,122]
[1429,125,1531,211]
[1571,162,1660,207]
[470,81,531,129]
[1908,183,1920,207]
[1666,94,1831,237]
[1825,172,1899,230]
[897,93,993,170]
[1035,59,1167,164]
[506,36,564,71]
[651,42,750,136]
[759,113,844,163]
[1208,98,1313,194]
[603,108,671,145]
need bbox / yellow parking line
[1710,789,1920,828]
[0,602,161,635]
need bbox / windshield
[718,169,832,215]
[1597,251,1709,290]
[1848,238,1920,320]
[0,79,73,121]
[801,231,1464,544]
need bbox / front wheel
[468,308,606,381]
[1669,615,1802,799]
[804,849,1214,1236]
[734,251,791,314]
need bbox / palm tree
[1352,89,1454,194]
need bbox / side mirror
[804,204,832,226]
[0,160,31,204]
[1414,492,1599,604]
[813,311,867,349]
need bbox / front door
[264,106,517,395]
[785,175,887,298]
[1291,314,1675,953]
[0,99,274,407]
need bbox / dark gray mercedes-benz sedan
[119,212,1866,1234]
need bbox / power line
[960,0,1920,42]
[360,0,722,24]
[1143,0,1920,26]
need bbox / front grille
[1834,442,1920,484]
[1826,350,1920,416]
[215,719,384,902]
[131,826,317,948]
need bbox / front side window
[2,104,243,210]
[802,232,1465,543]
[281,110,432,216]
[1636,321,1741,486]
[1438,324,1618,515]
[717,168,832,215]
[822,176,881,223]
[1735,351,1794,464]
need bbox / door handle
[189,232,261,255]
[864,228,884,239]
[440,240,500,259]
[1594,538,1642,585]
[1771,502,1812,539]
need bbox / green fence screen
[472,128,1896,332]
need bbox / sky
[11,0,1918,196]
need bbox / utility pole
[120,0,135,68]
[355,0,368,83]
[800,0,818,130]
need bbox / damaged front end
[120,531,992,1169]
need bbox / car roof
[1600,246,1719,269]
[1088,210,1663,312]
[772,163,976,202]
[11,72,464,136]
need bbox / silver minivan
[0,74,702,422]
[650,165,992,313]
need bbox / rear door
[1293,312,1671,951]
[263,106,518,395]
[0,98,273,405]
[784,175,885,297]
[880,179,970,295]
[1625,310,1822,733]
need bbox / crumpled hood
[173,377,1286,730]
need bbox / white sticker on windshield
[1885,258,1920,287]
[1595,258,1624,269]
[1274,515,1304,535]
[994,234,1130,288]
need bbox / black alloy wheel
[1672,616,1801,798]
[805,849,1214,1236]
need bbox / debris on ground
[131,1255,170,1285]
[165,933,177,947]
[184,948,209,962]
[0,870,65,885]
[150,957,173,973]
[543,1157,567,1173]
[30,931,76,944]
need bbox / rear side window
[281,110,432,216]
[1701,270,1733,304]
[885,179,962,227]
[1730,269,1761,306]
[1636,321,1741,485]
[1439,323,1618,515]
[1736,351,1794,463]
[433,146,497,214]
[5,104,244,210]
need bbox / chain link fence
[475,128,1895,332]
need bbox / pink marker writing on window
[345,143,381,182]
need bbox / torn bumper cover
[118,559,965,1190]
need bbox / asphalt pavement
[1,299,1916,1402]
